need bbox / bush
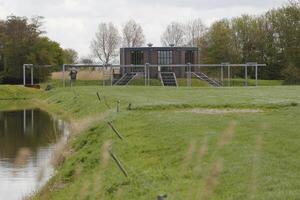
[282,63,300,85]
[0,71,4,84]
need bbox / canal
[0,109,69,200]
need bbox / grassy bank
[1,85,300,199]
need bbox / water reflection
[0,109,69,200]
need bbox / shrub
[282,63,300,85]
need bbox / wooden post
[109,150,128,177]
[107,121,124,140]
[127,103,132,110]
[157,194,168,200]
[117,100,120,112]
[96,92,101,102]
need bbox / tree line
[0,16,78,84]
[91,1,299,82]
[0,1,298,83]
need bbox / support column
[227,65,231,87]
[187,63,192,87]
[23,110,26,133]
[31,109,34,134]
[221,64,224,85]
[255,64,258,86]
[63,64,66,88]
[23,64,26,86]
[147,64,150,86]
[103,66,105,87]
[30,65,34,85]
[245,64,248,87]
[110,65,113,86]
[144,63,147,86]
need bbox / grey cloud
[129,0,287,9]
[0,0,288,56]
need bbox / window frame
[158,50,173,65]
[130,50,144,65]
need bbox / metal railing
[61,63,266,88]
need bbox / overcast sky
[0,0,289,58]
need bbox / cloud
[129,0,287,9]
[0,0,289,57]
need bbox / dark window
[130,51,144,65]
[158,51,172,65]
[185,51,194,64]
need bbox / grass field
[41,77,283,89]
[1,85,300,200]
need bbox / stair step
[160,72,178,87]
[114,73,137,85]
[193,72,222,87]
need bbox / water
[0,109,69,200]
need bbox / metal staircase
[192,72,222,87]
[160,72,178,87]
[114,72,137,86]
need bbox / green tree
[0,15,65,83]
[26,37,64,82]
[63,48,78,64]
[1,16,42,83]
[265,1,300,81]
[198,1,300,81]
[199,19,236,64]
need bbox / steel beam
[23,64,26,86]
[31,66,34,85]
[245,65,248,87]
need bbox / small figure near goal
[69,67,78,87]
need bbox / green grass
[41,77,283,89]
[1,85,300,199]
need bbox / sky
[0,0,289,58]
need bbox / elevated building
[120,45,199,78]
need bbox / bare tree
[185,18,207,47]
[161,22,185,46]
[91,22,121,64]
[122,20,145,47]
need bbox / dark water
[0,109,69,200]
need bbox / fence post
[109,150,128,177]
[157,194,168,200]
[117,100,120,112]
